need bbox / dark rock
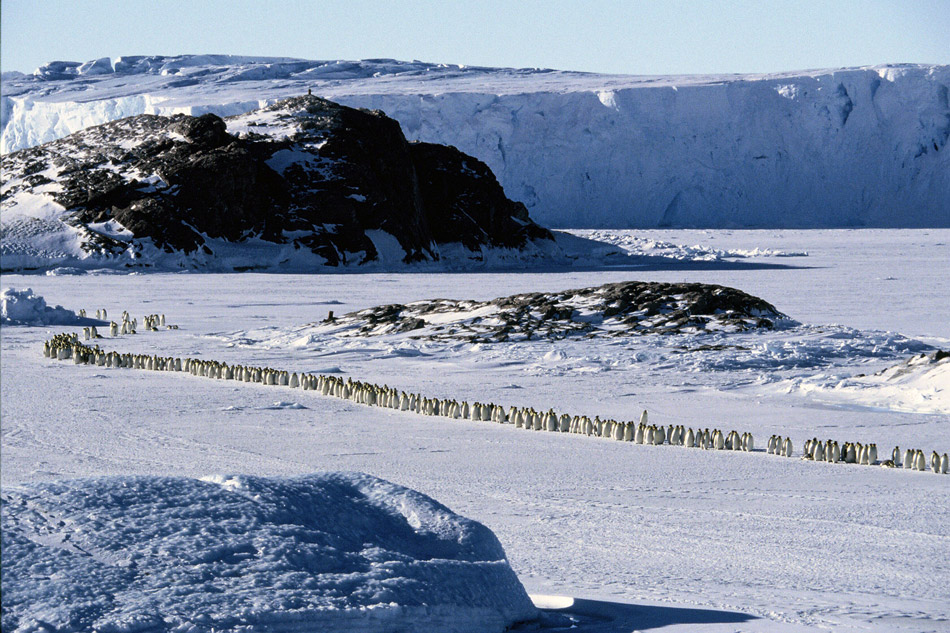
[321,280,791,342]
[1,95,554,268]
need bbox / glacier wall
[3,59,948,228]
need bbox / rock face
[0,95,553,270]
[318,280,791,342]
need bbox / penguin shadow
[524,595,757,632]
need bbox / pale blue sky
[2,0,948,75]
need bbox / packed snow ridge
[1,472,538,633]
[3,56,949,228]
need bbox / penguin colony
[42,331,950,475]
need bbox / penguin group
[892,446,949,473]
[766,435,795,457]
[42,332,948,475]
[81,307,175,336]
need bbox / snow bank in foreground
[1,472,538,633]
[0,287,85,325]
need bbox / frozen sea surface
[2,229,949,632]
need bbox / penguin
[654,425,666,445]
[867,444,877,466]
[783,438,793,457]
[645,426,655,445]
[941,453,949,474]
[892,446,901,466]
[932,451,941,473]
[559,414,571,432]
[813,441,825,462]
[623,421,635,441]
[714,430,725,451]
[903,449,915,470]
[684,428,695,448]
[829,441,840,463]
[915,450,926,471]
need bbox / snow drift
[2,56,948,228]
[0,287,90,325]
[0,472,538,633]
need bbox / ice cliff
[3,56,949,228]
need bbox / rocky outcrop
[318,281,791,342]
[0,95,553,270]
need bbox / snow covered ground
[4,56,948,228]
[2,229,949,632]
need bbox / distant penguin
[941,453,949,474]
[685,428,695,448]
[783,438,793,457]
[892,446,901,466]
[932,451,941,473]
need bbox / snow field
[40,330,950,477]
[3,229,949,632]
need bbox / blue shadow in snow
[528,597,758,632]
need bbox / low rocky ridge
[0,95,553,270]
[320,280,790,342]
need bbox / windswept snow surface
[1,472,538,632]
[2,230,949,632]
[3,56,948,228]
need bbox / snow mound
[784,350,950,414]
[0,287,85,325]
[1,472,538,633]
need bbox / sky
[2,0,948,76]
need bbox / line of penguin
[80,308,177,340]
[42,332,949,475]
[767,434,948,473]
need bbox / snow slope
[1,472,538,632]
[3,56,949,228]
